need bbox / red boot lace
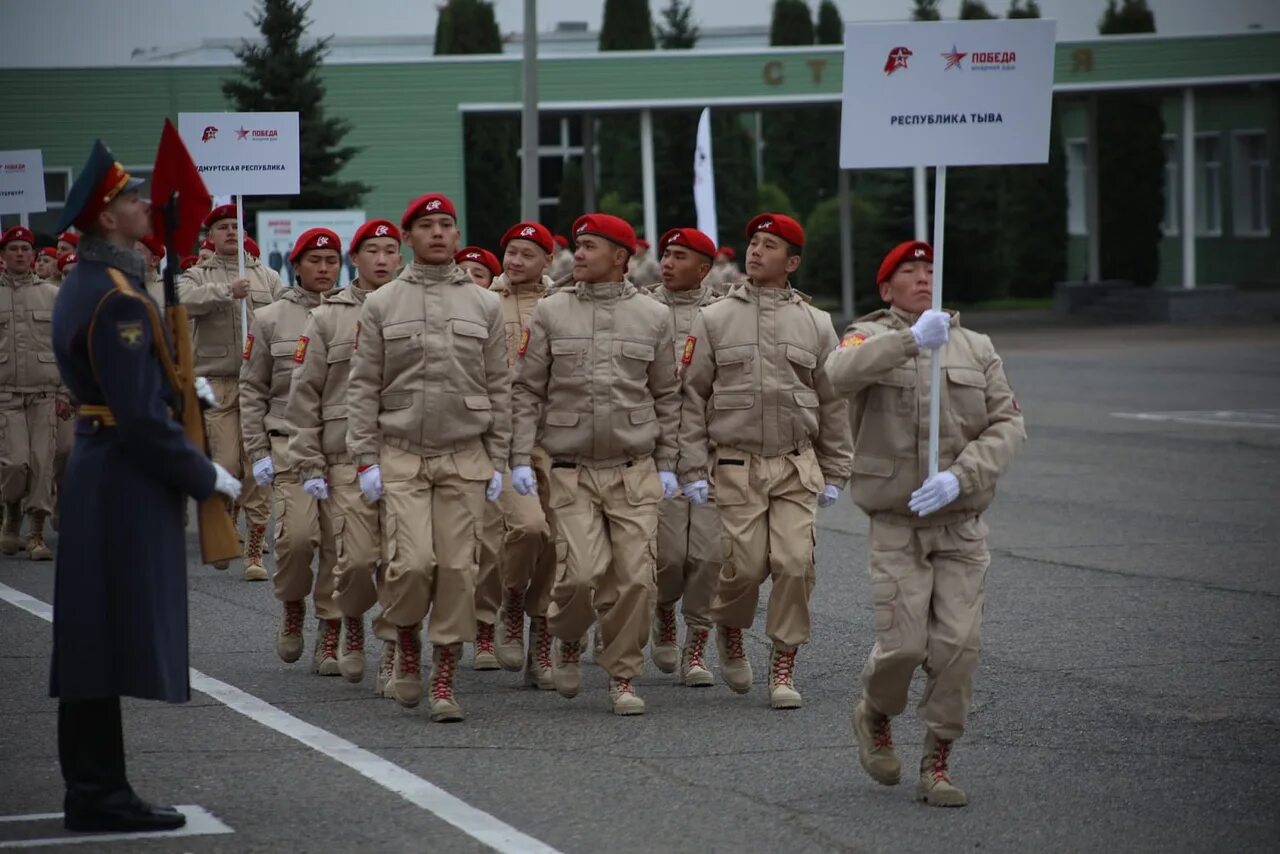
[533,620,554,669]
[397,629,421,676]
[561,639,583,665]
[431,647,457,701]
[613,677,636,696]
[502,588,525,642]
[343,617,364,654]
[247,525,267,561]
[771,649,796,687]
[873,716,894,750]
[657,607,677,645]
[932,740,953,784]
[381,642,397,678]
[283,601,304,636]
[475,621,496,654]
[688,629,709,669]
[725,628,746,660]
[319,620,340,660]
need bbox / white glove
[358,464,383,502]
[818,483,840,508]
[194,376,217,408]
[911,309,951,350]
[659,470,679,500]
[211,462,242,500]
[683,479,709,506]
[512,465,537,496]
[252,455,275,487]
[486,471,503,502]
[909,471,961,517]
[303,478,329,500]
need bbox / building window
[1194,133,1222,237]
[1232,130,1269,237]
[1066,138,1088,236]
[1161,135,1178,236]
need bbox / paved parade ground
[1,319,1277,853]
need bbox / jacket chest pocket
[869,367,916,415]
[783,343,817,387]
[28,310,53,351]
[615,340,655,384]
[714,344,757,391]
[550,337,589,379]
[944,366,988,433]
[327,341,354,366]
[450,317,489,359]
[382,320,424,374]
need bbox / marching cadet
[56,230,78,256]
[346,193,510,723]
[197,239,215,264]
[50,140,243,833]
[549,234,573,281]
[241,228,339,670]
[702,246,740,293]
[0,225,68,560]
[644,227,722,686]
[288,219,403,692]
[678,213,853,710]
[179,255,198,272]
[627,238,661,288]
[489,221,558,688]
[826,241,1025,808]
[511,213,681,716]
[58,252,78,277]
[35,247,60,282]
[178,203,283,577]
[456,246,501,290]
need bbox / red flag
[151,118,211,256]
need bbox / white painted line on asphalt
[0,805,231,848]
[1111,409,1280,430]
[0,582,563,854]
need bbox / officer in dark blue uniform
[49,140,242,833]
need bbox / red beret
[139,234,165,259]
[244,236,260,259]
[350,219,401,255]
[0,226,35,249]
[58,231,79,247]
[553,234,569,249]
[746,212,804,249]
[401,193,457,230]
[637,238,651,250]
[289,228,341,264]
[500,221,554,255]
[202,203,238,229]
[57,252,77,271]
[659,227,716,260]
[39,246,59,259]
[199,239,214,252]
[455,246,501,278]
[876,240,933,285]
[180,254,199,271]
[573,213,636,255]
[718,246,736,261]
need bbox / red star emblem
[235,126,250,140]
[943,45,967,71]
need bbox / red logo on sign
[884,46,913,75]
[202,126,218,142]
[942,45,967,71]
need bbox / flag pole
[927,164,947,478]
[235,194,248,347]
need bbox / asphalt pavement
[1,319,1277,853]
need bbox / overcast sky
[2,0,1277,67]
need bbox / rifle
[161,193,241,566]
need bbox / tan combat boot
[524,616,555,690]
[1,502,25,555]
[649,604,678,674]
[716,626,753,694]
[495,586,525,671]
[918,732,967,807]
[608,677,646,716]
[391,626,423,708]
[26,513,53,561]
[313,619,341,676]
[243,524,268,581]
[852,701,902,786]
[768,644,801,710]
[375,639,397,698]
[680,626,714,687]
[473,620,499,671]
[428,644,464,723]
[276,600,305,663]
[553,638,583,699]
[338,616,365,683]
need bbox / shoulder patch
[293,335,310,364]
[353,321,361,351]
[681,336,697,366]
[117,320,145,350]
[243,332,254,360]
[518,327,530,358]
[837,331,868,350]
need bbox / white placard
[178,112,300,196]
[256,209,369,287]
[839,19,1056,169]
[0,149,47,214]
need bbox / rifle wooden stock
[167,303,241,565]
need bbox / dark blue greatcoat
[49,236,216,703]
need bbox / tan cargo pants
[270,435,338,618]
[656,496,721,628]
[0,392,57,516]
[709,447,823,649]
[861,515,990,742]
[546,458,660,680]
[328,462,396,640]
[205,375,270,532]
[54,413,73,488]
[379,440,489,645]
[474,498,503,623]
[498,447,555,617]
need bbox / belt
[550,460,636,469]
[77,404,116,426]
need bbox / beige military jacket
[346,262,511,471]
[826,306,1026,526]
[678,282,853,488]
[0,270,61,392]
[645,283,719,356]
[489,273,552,372]
[512,281,681,471]
[239,287,323,463]
[284,283,370,481]
[549,249,574,282]
[143,270,164,308]
[178,253,284,377]
[627,254,662,289]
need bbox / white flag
[693,108,718,246]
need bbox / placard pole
[236,194,248,347]
[927,164,947,478]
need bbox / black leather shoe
[64,790,186,833]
